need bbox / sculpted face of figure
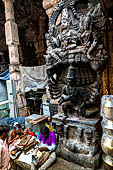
[62,19,68,29]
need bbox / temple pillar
[3,0,27,117]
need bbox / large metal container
[103,97,113,120]
[102,154,113,170]
[101,95,113,170]
[0,80,8,102]
[101,134,113,157]
[101,118,113,130]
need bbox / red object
[28,132,37,137]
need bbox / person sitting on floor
[8,122,24,145]
[31,126,56,170]
[0,125,10,170]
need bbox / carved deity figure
[58,65,86,117]
[45,0,108,118]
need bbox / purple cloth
[39,131,56,146]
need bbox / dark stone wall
[0,0,48,66]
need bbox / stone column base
[52,113,102,169]
[56,146,101,170]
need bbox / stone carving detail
[52,113,102,169]
[45,0,108,118]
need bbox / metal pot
[101,118,113,130]
[101,135,113,157]
[103,98,113,120]
[102,128,113,136]
[102,154,113,170]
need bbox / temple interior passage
[0,0,113,170]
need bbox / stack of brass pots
[101,96,113,170]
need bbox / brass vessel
[101,135,113,157]
[102,154,113,170]
[102,119,113,130]
[101,96,113,170]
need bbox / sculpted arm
[88,32,98,54]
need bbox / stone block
[8,45,19,64]
[57,146,101,170]
[5,21,19,45]
[52,114,102,169]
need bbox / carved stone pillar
[3,0,27,117]
[45,0,108,169]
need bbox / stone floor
[11,157,105,170]
[48,157,105,170]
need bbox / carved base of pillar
[57,146,101,170]
[52,114,102,169]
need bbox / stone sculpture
[45,0,108,169]
[45,0,108,118]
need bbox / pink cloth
[0,139,10,170]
